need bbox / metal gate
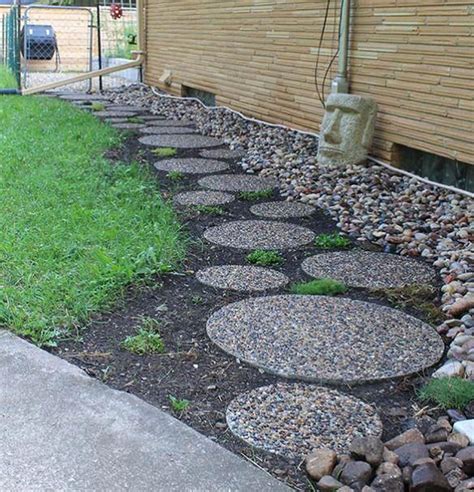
[0,5,20,90]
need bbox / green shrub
[418,378,474,410]
[290,278,347,296]
[315,232,351,249]
[246,249,284,266]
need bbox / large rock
[453,419,474,445]
[385,429,425,450]
[370,475,404,492]
[350,436,385,466]
[376,463,402,478]
[305,448,337,481]
[394,443,429,467]
[427,441,463,456]
[448,432,470,448]
[340,461,373,491]
[456,446,474,475]
[316,474,344,491]
[432,361,465,378]
[410,463,451,491]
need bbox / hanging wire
[314,0,332,108]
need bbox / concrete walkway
[0,331,289,491]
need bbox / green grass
[246,249,284,266]
[290,278,347,296]
[168,395,190,413]
[0,66,18,89]
[0,96,184,346]
[121,318,165,355]
[315,232,352,249]
[238,189,274,201]
[195,205,225,215]
[91,102,105,112]
[418,378,474,410]
[152,147,177,157]
[166,170,184,181]
[127,116,145,124]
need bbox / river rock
[340,461,373,490]
[453,420,474,445]
[410,462,452,491]
[394,443,429,467]
[385,429,425,451]
[350,436,385,466]
[305,448,337,480]
[456,446,474,475]
[316,475,344,491]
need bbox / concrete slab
[0,331,290,492]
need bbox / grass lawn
[0,96,184,346]
[0,66,18,89]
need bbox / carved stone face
[317,94,377,166]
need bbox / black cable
[322,0,343,104]
[314,0,332,108]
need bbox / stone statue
[317,94,377,166]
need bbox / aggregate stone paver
[112,122,147,130]
[139,134,223,149]
[141,126,198,135]
[207,295,444,384]
[198,174,278,193]
[139,115,166,121]
[301,250,437,289]
[94,111,139,118]
[104,105,145,112]
[196,265,289,292]
[226,383,383,458]
[204,220,315,250]
[141,119,193,127]
[201,149,245,160]
[250,201,316,219]
[154,158,229,174]
[174,191,236,206]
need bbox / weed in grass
[191,295,204,305]
[418,378,474,410]
[152,147,177,157]
[246,249,284,266]
[195,205,225,215]
[315,232,352,249]
[290,278,347,296]
[127,116,144,124]
[238,189,274,201]
[169,395,190,413]
[91,102,105,111]
[121,318,165,355]
[166,170,184,181]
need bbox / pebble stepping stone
[139,115,166,121]
[196,265,289,292]
[139,134,223,149]
[141,126,197,135]
[198,174,277,193]
[226,383,383,458]
[104,117,129,124]
[112,122,147,130]
[301,250,437,289]
[204,220,314,250]
[59,94,105,101]
[207,295,444,384]
[154,158,229,174]
[250,201,316,219]
[142,119,193,127]
[201,149,244,159]
[174,191,235,206]
[94,111,138,118]
[104,105,144,112]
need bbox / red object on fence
[110,3,123,20]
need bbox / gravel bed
[174,190,236,206]
[207,295,444,384]
[204,220,315,250]
[198,174,277,192]
[112,122,147,130]
[226,383,383,458]
[154,158,229,174]
[138,134,223,149]
[196,265,289,292]
[250,201,316,219]
[140,126,198,135]
[201,149,245,159]
[301,250,437,289]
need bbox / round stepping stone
[104,117,129,124]
[301,250,437,289]
[198,174,277,193]
[204,220,314,250]
[141,126,197,135]
[226,383,382,458]
[112,122,146,130]
[104,105,144,112]
[154,158,229,174]
[139,134,223,149]
[250,201,316,219]
[94,111,138,118]
[207,295,444,384]
[142,119,192,127]
[196,265,289,292]
[139,115,166,121]
[174,191,235,206]
[201,149,244,159]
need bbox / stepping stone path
[141,119,192,127]
[104,105,145,112]
[204,220,315,250]
[141,126,197,135]
[112,122,147,130]
[226,383,383,458]
[94,111,138,118]
[201,149,244,159]
[250,201,315,218]
[199,174,277,192]
[301,250,437,289]
[196,265,289,292]
[154,158,229,174]
[206,295,444,384]
[174,191,235,206]
[138,115,166,121]
[139,134,223,149]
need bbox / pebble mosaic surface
[139,134,223,149]
[301,250,437,289]
[198,174,277,192]
[250,201,316,218]
[200,149,245,159]
[196,265,289,292]
[112,122,146,130]
[204,220,315,250]
[207,295,444,384]
[140,126,197,135]
[94,111,138,118]
[154,158,229,174]
[226,383,383,458]
[174,191,236,206]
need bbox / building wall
[144,0,474,167]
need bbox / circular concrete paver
[207,295,444,384]
[141,119,193,127]
[200,149,244,159]
[196,265,289,292]
[139,115,166,121]
[139,134,223,149]
[104,105,144,112]
[94,110,138,118]
[301,250,437,289]
[227,383,383,458]
[174,191,235,206]
[112,122,147,130]
[154,158,229,174]
[198,174,277,193]
[141,126,197,135]
[204,220,315,250]
[250,201,316,219]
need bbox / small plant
[191,295,204,305]
[238,189,274,201]
[315,232,352,249]
[195,205,225,215]
[246,249,284,266]
[166,170,184,181]
[121,318,165,355]
[290,278,347,296]
[418,378,474,410]
[152,147,177,157]
[168,395,190,413]
[90,102,105,112]
[127,116,144,124]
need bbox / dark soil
[52,115,446,491]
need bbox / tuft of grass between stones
[127,116,144,123]
[246,249,284,266]
[166,170,185,181]
[194,205,225,215]
[418,378,474,410]
[238,189,273,201]
[121,317,165,355]
[168,395,190,414]
[152,147,177,157]
[315,232,352,249]
[91,102,105,111]
[290,278,347,296]
[0,96,185,347]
